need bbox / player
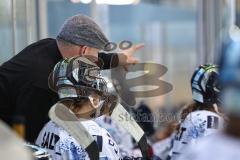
[35,56,121,160]
[170,64,225,160]
[178,37,240,160]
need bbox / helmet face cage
[191,64,220,105]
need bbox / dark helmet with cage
[48,56,111,118]
[191,64,220,106]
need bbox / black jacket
[0,38,119,142]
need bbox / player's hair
[180,102,218,122]
[173,102,220,137]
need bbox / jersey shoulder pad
[182,111,223,137]
[184,110,221,126]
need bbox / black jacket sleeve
[98,52,119,69]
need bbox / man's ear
[79,46,87,56]
[82,46,88,55]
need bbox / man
[0,14,143,142]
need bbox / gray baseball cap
[57,14,109,51]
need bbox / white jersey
[179,133,240,160]
[171,110,224,160]
[95,115,134,157]
[152,133,175,160]
[35,120,121,160]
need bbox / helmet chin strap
[213,103,229,121]
[213,103,219,113]
[95,101,105,117]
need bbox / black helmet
[191,64,220,105]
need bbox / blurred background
[0,0,235,112]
